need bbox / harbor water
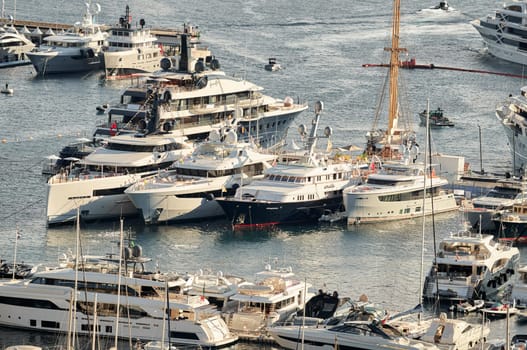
[0,0,526,347]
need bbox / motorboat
[269,319,441,350]
[215,101,367,229]
[103,6,164,79]
[496,86,527,175]
[0,27,35,68]
[343,159,458,225]
[492,200,527,243]
[264,57,281,71]
[125,127,277,224]
[419,313,489,349]
[463,178,527,232]
[1,83,13,95]
[95,35,307,149]
[422,1,454,12]
[45,131,193,226]
[418,107,454,128]
[26,2,107,75]
[481,301,519,318]
[224,262,314,340]
[471,2,527,66]
[449,299,485,313]
[511,264,527,308]
[0,268,238,347]
[422,230,520,303]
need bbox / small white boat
[480,302,519,318]
[264,57,281,71]
[1,83,13,95]
[449,299,485,313]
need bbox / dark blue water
[1,0,526,347]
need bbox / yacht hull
[216,197,344,228]
[46,173,143,225]
[27,51,102,75]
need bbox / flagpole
[12,225,19,280]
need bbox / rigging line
[0,199,42,221]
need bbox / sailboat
[342,0,458,225]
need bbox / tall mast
[384,0,406,140]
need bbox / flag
[272,158,277,167]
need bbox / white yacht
[471,1,527,66]
[422,229,520,303]
[268,320,441,350]
[215,102,366,228]
[343,159,458,225]
[0,26,35,67]
[0,268,238,347]
[464,178,527,232]
[96,34,307,149]
[125,129,277,224]
[26,2,107,75]
[103,5,162,79]
[225,263,314,340]
[496,86,527,174]
[512,264,527,308]
[45,132,193,226]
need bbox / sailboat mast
[385,0,406,142]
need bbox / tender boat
[103,6,164,79]
[125,127,277,224]
[418,107,454,128]
[215,102,367,228]
[264,57,281,71]
[481,301,519,318]
[449,299,485,313]
[471,2,527,66]
[0,268,238,347]
[423,1,454,12]
[0,26,35,68]
[45,131,193,226]
[1,83,13,95]
[26,2,107,75]
[496,86,527,175]
[463,178,527,232]
[422,230,520,303]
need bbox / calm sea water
[1,0,526,348]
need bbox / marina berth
[422,229,520,303]
[25,2,107,75]
[215,101,367,228]
[0,268,238,347]
[471,1,527,66]
[125,128,278,224]
[45,132,193,226]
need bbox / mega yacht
[103,6,163,79]
[215,102,366,229]
[464,178,527,232]
[0,268,238,347]
[224,262,314,340]
[0,26,35,67]
[26,2,107,75]
[343,159,458,225]
[96,33,307,149]
[471,1,527,66]
[45,131,193,226]
[496,86,527,175]
[422,229,520,303]
[125,128,277,224]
